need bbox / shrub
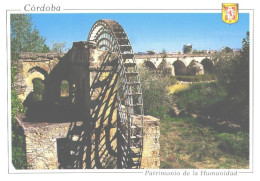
[12,128,28,169]
[11,89,28,169]
[214,32,249,128]
[217,132,249,159]
[139,66,176,117]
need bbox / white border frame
[6,8,254,176]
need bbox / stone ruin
[14,41,160,169]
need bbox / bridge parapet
[136,54,214,75]
[135,53,212,59]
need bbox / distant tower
[183,44,192,54]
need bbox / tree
[222,46,233,53]
[214,32,249,129]
[50,41,66,53]
[192,49,199,54]
[43,44,50,53]
[229,32,249,100]
[161,48,167,60]
[11,14,49,62]
[11,14,49,169]
[183,45,192,54]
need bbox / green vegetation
[161,48,167,60]
[175,74,216,82]
[221,46,233,53]
[183,45,192,54]
[160,116,249,169]
[139,67,176,117]
[11,14,50,169]
[174,82,227,113]
[214,32,249,129]
[140,32,249,168]
[10,14,249,169]
[217,132,249,159]
[11,14,49,61]
[140,71,249,168]
[60,80,70,97]
[32,78,44,101]
[192,49,208,54]
[11,89,27,169]
[50,41,67,53]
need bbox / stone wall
[16,115,160,169]
[15,47,160,169]
[140,116,160,169]
[16,116,71,169]
[16,52,64,102]
[15,52,212,104]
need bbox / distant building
[147,50,156,55]
[208,50,219,54]
[136,52,147,55]
[200,50,208,54]
[167,51,179,55]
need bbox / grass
[217,132,249,159]
[136,67,249,169]
[158,81,249,169]
[175,74,216,82]
[167,84,190,94]
[174,82,227,113]
[160,116,249,169]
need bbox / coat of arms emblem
[222,3,239,24]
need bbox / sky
[31,13,249,53]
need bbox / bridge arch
[201,58,214,74]
[173,59,187,75]
[144,60,157,69]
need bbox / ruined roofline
[19,52,66,61]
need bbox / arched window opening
[32,78,44,101]
[60,80,70,97]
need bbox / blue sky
[31,13,249,52]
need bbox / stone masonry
[16,116,71,169]
[15,48,160,169]
[16,52,64,102]
[16,115,160,169]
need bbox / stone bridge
[135,54,214,75]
